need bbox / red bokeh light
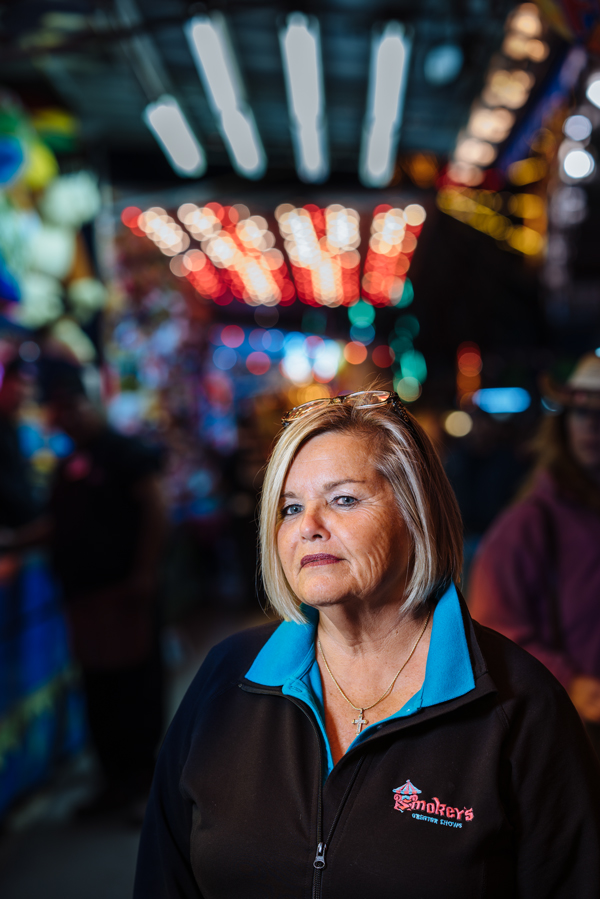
[458,352,482,376]
[121,206,141,228]
[221,325,245,348]
[205,202,224,221]
[246,352,271,375]
[372,345,395,368]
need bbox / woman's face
[276,431,410,613]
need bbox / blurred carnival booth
[0,93,104,816]
[0,551,84,817]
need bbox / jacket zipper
[238,683,366,899]
[311,755,365,899]
[240,686,326,894]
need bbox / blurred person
[135,390,600,898]
[0,356,39,530]
[445,410,526,586]
[45,367,168,815]
[470,353,600,754]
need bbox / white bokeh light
[586,77,600,109]
[563,148,595,180]
[563,114,592,142]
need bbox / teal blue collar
[245,582,475,776]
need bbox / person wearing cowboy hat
[469,352,600,753]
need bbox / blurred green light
[349,300,375,328]
[400,349,427,382]
[390,333,413,355]
[394,279,414,308]
[395,315,420,338]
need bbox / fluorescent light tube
[143,95,206,178]
[280,13,328,183]
[360,22,412,188]
[185,14,266,179]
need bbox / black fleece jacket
[134,604,600,898]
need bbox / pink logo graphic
[393,779,474,824]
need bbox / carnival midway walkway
[0,609,266,899]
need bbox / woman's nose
[299,505,330,540]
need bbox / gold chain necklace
[318,609,431,736]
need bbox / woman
[469,353,600,750]
[135,389,600,899]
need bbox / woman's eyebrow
[322,478,367,491]
[280,479,367,500]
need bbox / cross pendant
[352,710,367,735]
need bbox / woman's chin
[296,586,352,609]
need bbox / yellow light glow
[503,33,530,60]
[482,69,534,109]
[526,39,549,62]
[508,193,545,219]
[507,225,545,255]
[468,107,515,143]
[455,138,497,167]
[503,32,548,62]
[484,214,512,240]
[403,204,427,227]
[444,411,473,437]
[395,376,422,403]
[447,161,485,186]
[507,157,547,185]
[290,384,333,405]
[510,4,542,38]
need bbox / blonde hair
[259,400,463,622]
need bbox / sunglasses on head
[281,390,411,427]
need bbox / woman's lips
[300,553,341,568]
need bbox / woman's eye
[334,495,357,507]
[280,503,302,518]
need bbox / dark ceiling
[0,0,520,185]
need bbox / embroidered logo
[392,779,474,828]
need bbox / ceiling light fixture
[279,13,328,183]
[185,13,266,179]
[143,96,206,177]
[360,22,412,188]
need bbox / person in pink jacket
[469,353,600,752]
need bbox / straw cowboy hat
[542,352,600,410]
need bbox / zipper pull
[313,842,327,869]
